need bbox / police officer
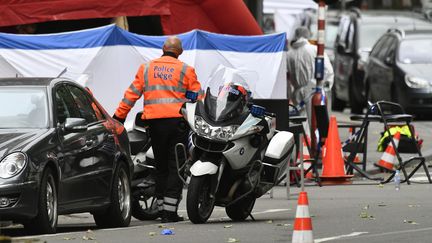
[113,36,201,222]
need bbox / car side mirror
[384,56,394,66]
[63,118,88,133]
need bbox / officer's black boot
[161,210,184,223]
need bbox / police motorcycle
[178,65,295,224]
[126,113,159,220]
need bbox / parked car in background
[365,28,432,114]
[332,8,432,113]
[0,78,133,234]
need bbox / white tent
[264,0,318,40]
[0,25,287,123]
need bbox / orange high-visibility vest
[115,56,201,120]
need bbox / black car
[0,78,133,234]
[332,8,432,113]
[365,28,432,114]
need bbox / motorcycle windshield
[204,65,257,122]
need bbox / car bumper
[0,181,38,221]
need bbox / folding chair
[375,101,432,184]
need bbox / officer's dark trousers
[148,117,188,212]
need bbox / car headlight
[194,116,238,141]
[0,152,27,179]
[405,76,430,89]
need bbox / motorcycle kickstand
[248,213,256,221]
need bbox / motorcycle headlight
[0,152,27,179]
[194,116,238,141]
[405,76,430,89]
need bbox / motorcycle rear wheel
[187,175,215,224]
[225,195,256,221]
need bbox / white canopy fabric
[264,0,318,40]
[0,25,287,123]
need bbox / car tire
[93,163,131,228]
[24,168,58,234]
[331,85,345,111]
[349,77,364,114]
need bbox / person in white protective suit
[287,26,334,136]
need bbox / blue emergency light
[186,90,198,102]
[250,104,266,117]
[315,57,324,80]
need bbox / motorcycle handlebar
[265,112,276,117]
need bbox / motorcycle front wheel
[225,195,256,221]
[186,175,215,224]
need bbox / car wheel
[331,85,345,111]
[93,163,131,228]
[349,77,364,114]
[24,168,58,234]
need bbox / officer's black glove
[112,114,126,125]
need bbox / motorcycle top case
[264,131,294,164]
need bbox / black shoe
[161,211,184,223]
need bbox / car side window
[87,95,106,121]
[376,37,393,61]
[385,37,397,60]
[67,85,98,124]
[370,36,388,57]
[55,85,80,124]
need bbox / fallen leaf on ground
[148,232,157,236]
[227,237,240,242]
[224,225,233,228]
[377,184,384,188]
[266,220,273,224]
[157,224,166,228]
[82,235,95,240]
[63,237,76,240]
[404,220,419,225]
[377,204,387,207]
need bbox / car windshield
[398,39,432,64]
[0,86,49,128]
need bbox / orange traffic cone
[374,131,401,172]
[320,116,353,185]
[292,191,313,243]
[296,137,313,179]
[344,153,362,164]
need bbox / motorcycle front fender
[190,160,218,176]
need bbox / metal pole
[310,1,327,158]
[300,133,305,192]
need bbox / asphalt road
[2,109,432,243]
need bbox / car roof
[404,29,432,38]
[347,10,430,24]
[0,77,60,86]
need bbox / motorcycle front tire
[186,175,215,224]
[225,195,256,221]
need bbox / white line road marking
[315,232,368,242]
[13,208,291,240]
[344,227,432,240]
